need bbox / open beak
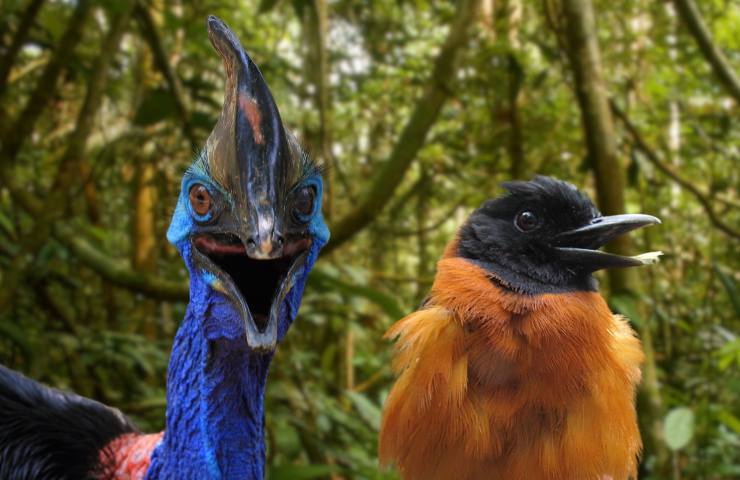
[189,16,310,352]
[554,214,662,272]
[191,233,311,352]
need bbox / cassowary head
[167,16,329,352]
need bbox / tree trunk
[501,0,525,179]
[303,0,334,221]
[0,3,132,314]
[560,0,632,293]
[507,54,525,179]
[416,172,431,303]
[131,147,159,339]
[0,0,46,104]
[0,0,92,164]
[324,0,482,253]
[673,0,740,104]
[559,0,669,473]
[132,157,158,275]
[135,3,198,149]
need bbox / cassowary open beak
[189,16,309,352]
[554,214,662,272]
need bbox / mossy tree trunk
[559,0,670,474]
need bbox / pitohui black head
[167,17,329,352]
[457,176,661,295]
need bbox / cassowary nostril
[275,235,284,247]
[247,237,257,248]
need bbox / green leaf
[714,264,740,316]
[268,464,337,480]
[716,338,740,371]
[716,409,740,435]
[609,294,643,328]
[133,88,178,126]
[664,407,695,451]
[190,110,217,131]
[0,210,15,239]
[0,320,32,360]
[259,0,282,13]
[308,269,405,319]
[346,390,381,430]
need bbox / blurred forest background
[0,0,738,478]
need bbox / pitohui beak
[554,214,662,272]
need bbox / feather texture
[0,365,137,480]
[379,246,644,480]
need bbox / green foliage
[665,407,696,451]
[0,0,737,479]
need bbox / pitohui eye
[294,186,315,218]
[189,184,211,216]
[515,210,538,232]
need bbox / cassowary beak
[554,214,662,272]
[190,16,308,352]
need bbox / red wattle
[104,431,164,479]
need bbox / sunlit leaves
[664,407,696,451]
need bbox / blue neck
[146,256,274,479]
[148,219,326,479]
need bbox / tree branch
[42,4,134,213]
[558,5,670,470]
[610,100,740,240]
[303,0,334,220]
[559,0,637,297]
[0,4,135,312]
[673,0,740,104]
[0,0,46,94]
[0,165,188,301]
[55,225,190,301]
[134,2,199,149]
[323,0,482,253]
[0,0,92,164]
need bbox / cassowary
[0,16,329,480]
[379,177,662,480]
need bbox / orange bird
[379,176,662,480]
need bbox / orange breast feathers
[379,254,644,480]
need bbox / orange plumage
[379,246,644,479]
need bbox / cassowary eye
[293,186,315,219]
[189,184,211,216]
[294,186,315,217]
[515,210,538,232]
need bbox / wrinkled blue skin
[145,163,329,479]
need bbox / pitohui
[380,176,661,480]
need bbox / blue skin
[145,162,329,479]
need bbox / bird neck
[447,238,597,295]
[146,273,272,480]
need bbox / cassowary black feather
[0,365,137,480]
